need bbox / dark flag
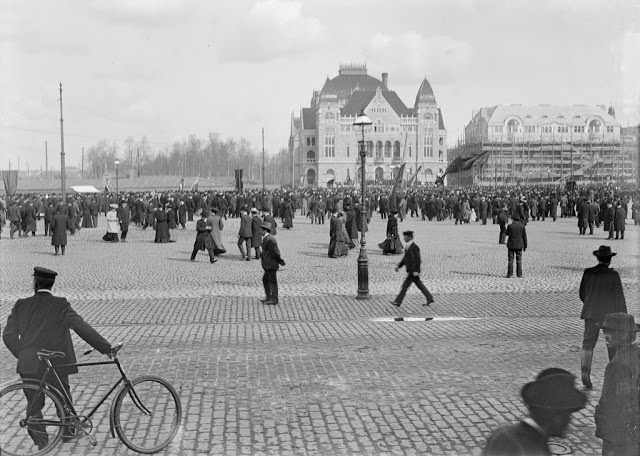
[327,178,335,187]
[2,170,19,196]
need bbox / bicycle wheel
[113,375,182,454]
[0,382,65,456]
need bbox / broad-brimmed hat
[593,245,616,258]
[402,230,414,237]
[597,313,640,333]
[521,368,586,412]
[260,222,272,232]
[33,267,58,281]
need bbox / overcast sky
[1,0,639,171]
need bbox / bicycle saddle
[37,349,66,359]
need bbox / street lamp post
[114,159,120,194]
[354,110,372,300]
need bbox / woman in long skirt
[102,204,120,242]
[378,212,403,255]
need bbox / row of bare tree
[82,133,292,185]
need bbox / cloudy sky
[1,0,639,171]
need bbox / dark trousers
[582,318,616,360]
[262,269,278,302]
[588,221,594,234]
[395,274,433,304]
[44,220,50,236]
[498,223,506,244]
[21,372,72,447]
[191,247,215,262]
[507,249,522,277]
[237,237,252,259]
[120,228,128,241]
[10,221,22,238]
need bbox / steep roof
[320,74,385,101]
[301,107,317,130]
[341,90,413,117]
[438,108,445,130]
[415,78,435,106]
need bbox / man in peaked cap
[391,230,435,307]
[3,267,113,449]
[595,313,640,455]
[483,368,587,456]
[579,245,627,390]
[259,222,285,305]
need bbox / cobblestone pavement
[1,213,638,456]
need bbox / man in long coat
[259,222,285,305]
[206,208,226,255]
[614,201,626,240]
[7,201,22,238]
[23,201,37,236]
[578,245,627,389]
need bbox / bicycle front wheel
[113,375,182,454]
[0,382,65,456]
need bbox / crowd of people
[1,181,638,455]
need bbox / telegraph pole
[81,147,84,179]
[45,140,48,178]
[59,82,67,203]
[262,128,265,191]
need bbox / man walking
[7,200,22,239]
[260,222,285,305]
[594,313,640,456]
[391,230,435,307]
[579,245,627,390]
[3,267,113,450]
[505,214,527,278]
[237,208,253,261]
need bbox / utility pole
[45,140,48,178]
[81,147,84,179]
[262,128,265,191]
[59,82,66,203]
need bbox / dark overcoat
[50,212,69,246]
[398,242,421,274]
[579,264,626,321]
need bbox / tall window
[374,120,384,133]
[424,130,433,158]
[306,137,311,146]
[393,141,401,158]
[408,146,412,157]
[324,130,335,158]
[376,141,382,159]
[346,145,349,158]
[311,137,316,146]
[384,141,391,158]
[367,141,373,158]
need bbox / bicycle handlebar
[83,342,124,358]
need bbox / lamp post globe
[114,159,120,194]
[353,110,372,299]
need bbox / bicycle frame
[32,356,151,438]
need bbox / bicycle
[0,343,182,455]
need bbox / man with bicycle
[3,267,113,449]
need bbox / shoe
[517,275,522,278]
[245,257,250,261]
[390,301,401,307]
[506,275,512,278]
[260,298,269,303]
[210,259,217,263]
[263,300,278,305]
[582,379,593,391]
[424,298,435,306]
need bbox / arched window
[324,112,335,120]
[507,119,521,134]
[367,141,374,158]
[326,168,334,176]
[425,168,433,177]
[438,150,443,161]
[439,137,443,146]
[589,119,602,134]
[384,141,391,158]
[375,167,384,182]
[376,141,382,158]
[393,141,401,158]
[306,150,316,162]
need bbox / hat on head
[33,267,58,281]
[260,222,272,232]
[402,230,414,237]
[521,368,586,412]
[597,313,640,333]
[593,245,616,258]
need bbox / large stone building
[289,64,447,187]
[447,104,637,186]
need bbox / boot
[580,348,594,390]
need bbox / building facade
[289,64,447,187]
[447,104,637,187]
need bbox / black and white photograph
[1,1,639,455]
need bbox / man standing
[116,201,130,242]
[250,208,263,259]
[579,245,627,389]
[260,222,285,305]
[483,368,586,456]
[594,313,640,456]
[3,267,113,449]
[237,208,253,261]
[391,230,435,307]
[614,201,626,240]
[505,214,527,278]
[497,205,508,244]
[7,200,22,239]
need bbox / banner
[2,170,18,196]
[389,163,406,212]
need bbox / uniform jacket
[3,291,111,376]
[579,264,626,320]
[506,221,527,250]
[398,242,421,274]
[482,421,550,456]
[261,234,284,271]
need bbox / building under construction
[445,104,638,187]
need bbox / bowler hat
[593,245,616,258]
[33,267,58,280]
[260,222,272,232]
[597,313,640,333]
[521,368,586,412]
[402,230,414,237]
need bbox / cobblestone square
[1,214,638,455]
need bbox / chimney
[381,72,388,88]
